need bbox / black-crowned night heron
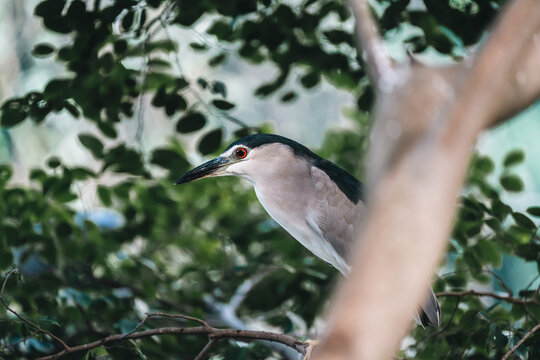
[175,134,441,327]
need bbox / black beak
[174,157,229,185]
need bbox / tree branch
[446,0,540,138]
[313,1,540,359]
[436,290,538,305]
[36,321,307,360]
[347,0,395,90]
[194,339,217,360]
[501,324,540,360]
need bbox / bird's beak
[174,157,230,185]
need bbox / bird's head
[174,134,306,185]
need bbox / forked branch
[347,0,395,90]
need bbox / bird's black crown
[227,134,364,204]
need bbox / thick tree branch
[347,0,395,90]
[447,0,540,138]
[314,1,540,359]
[501,324,540,360]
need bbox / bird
[175,133,441,327]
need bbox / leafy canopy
[1,0,539,359]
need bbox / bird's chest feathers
[252,173,347,272]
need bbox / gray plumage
[175,134,441,327]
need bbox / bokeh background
[0,0,539,359]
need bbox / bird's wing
[308,167,441,326]
[306,166,367,270]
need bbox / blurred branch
[0,269,71,351]
[36,312,308,360]
[347,0,395,90]
[194,339,217,360]
[447,0,540,135]
[314,1,540,359]
[436,289,539,305]
[501,324,540,360]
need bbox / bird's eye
[235,147,248,159]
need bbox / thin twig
[120,312,210,339]
[436,290,538,305]
[194,338,217,360]
[0,269,71,350]
[486,269,513,297]
[501,324,540,360]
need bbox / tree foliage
[0,0,538,359]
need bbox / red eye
[235,147,247,159]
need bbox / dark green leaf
[503,150,525,167]
[47,156,61,169]
[198,129,222,155]
[150,148,189,171]
[97,185,112,206]
[512,212,536,230]
[189,42,208,51]
[212,99,235,110]
[280,91,297,103]
[78,134,104,159]
[176,112,206,133]
[300,72,321,89]
[500,174,524,192]
[526,207,540,218]
[208,53,227,67]
[32,43,55,57]
[212,81,227,98]
[475,156,494,174]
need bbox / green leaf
[78,134,104,159]
[208,53,227,67]
[280,91,297,103]
[47,156,61,169]
[477,239,502,267]
[207,20,232,39]
[211,81,227,98]
[32,43,55,57]
[503,149,525,167]
[512,212,537,230]
[150,148,189,171]
[475,156,494,174]
[189,42,208,51]
[198,129,222,155]
[212,99,235,110]
[1,99,27,126]
[147,40,178,53]
[35,0,65,18]
[500,174,524,192]
[97,121,117,139]
[515,244,540,261]
[323,29,352,44]
[526,207,540,218]
[300,72,320,89]
[97,185,112,206]
[176,112,206,133]
[0,165,13,186]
